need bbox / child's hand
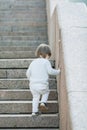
[58,68,61,74]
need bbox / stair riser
[0,19,47,22]
[0,0,46,6]
[0,36,47,41]
[0,69,56,78]
[0,102,58,114]
[0,22,47,26]
[0,46,37,51]
[0,90,57,100]
[0,79,57,89]
[0,51,35,59]
[0,115,59,128]
[0,32,47,37]
[0,41,48,47]
[0,128,59,130]
[0,59,54,69]
[0,13,47,18]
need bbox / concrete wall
[46,1,87,130]
[46,0,57,60]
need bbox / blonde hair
[35,43,51,58]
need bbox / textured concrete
[56,2,87,130]
[0,89,58,100]
[0,59,54,69]
[62,28,87,130]
[0,79,57,89]
[0,46,37,51]
[0,101,58,114]
[0,114,59,128]
[69,92,87,130]
[0,0,59,129]
[0,69,56,78]
[0,129,59,130]
[0,0,48,47]
[57,2,87,28]
[0,51,35,59]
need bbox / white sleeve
[26,66,31,80]
[46,60,60,75]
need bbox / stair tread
[0,114,59,128]
[0,113,58,117]
[0,100,57,104]
[0,59,54,69]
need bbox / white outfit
[26,58,60,113]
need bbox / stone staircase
[0,0,59,129]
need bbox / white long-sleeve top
[26,58,60,87]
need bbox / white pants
[30,86,50,113]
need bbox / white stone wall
[57,2,87,130]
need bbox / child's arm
[26,66,31,80]
[46,60,60,75]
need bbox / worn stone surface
[0,79,57,89]
[0,101,58,114]
[0,114,59,128]
[0,89,58,100]
[0,59,54,69]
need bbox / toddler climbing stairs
[0,0,59,129]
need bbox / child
[26,43,60,116]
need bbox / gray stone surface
[0,51,35,59]
[0,89,58,100]
[0,101,58,114]
[0,59,54,69]
[0,79,57,89]
[0,129,59,130]
[0,0,59,129]
[0,114,59,128]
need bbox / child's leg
[41,91,50,103]
[39,91,50,112]
[31,89,40,113]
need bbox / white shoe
[32,111,41,117]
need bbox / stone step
[11,8,46,12]
[0,12,47,18]
[0,101,58,114]
[0,79,57,89]
[0,46,37,51]
[0,1,46,10]
[0,51,36,59]
[0,11,46,16]
[0,36,47,41]
[0,21,47,26]
[0,69,56,79]
[0,31,47,37]
[0,129,59,130]
[0,16,46,23]
[0,114,59,128]
[15,0,46,5]
[0,0,46,6]
[0,59,54,69]
[0,89,57,100]
[0,41,48,47]
[0,17,46,22]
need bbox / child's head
[35,43,51,58]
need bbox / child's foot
[32,111,41,117]
[39,102,48,112]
